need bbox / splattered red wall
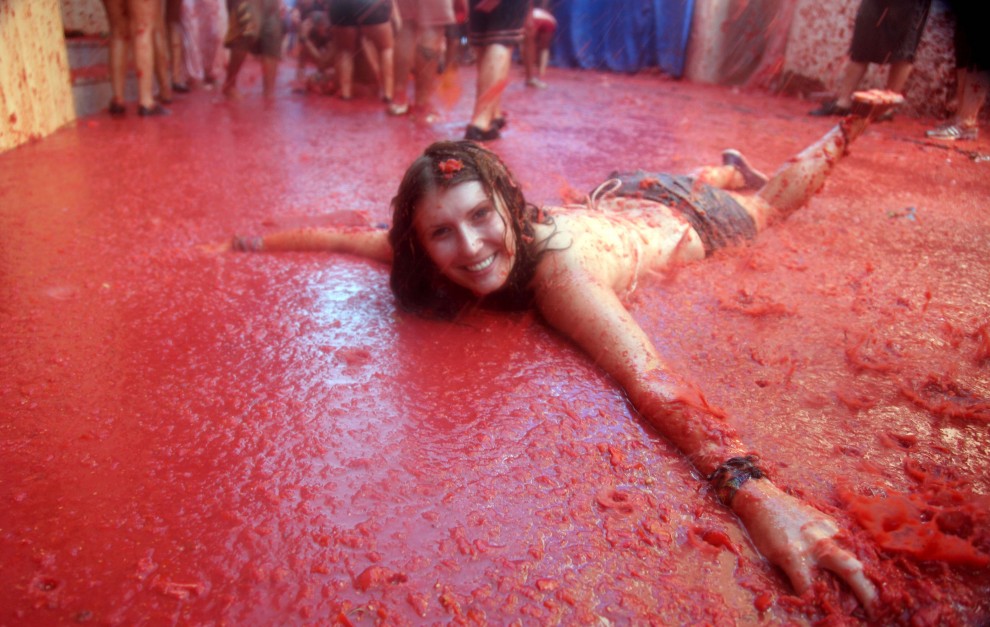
[785,0,958,119]
[0,0,75,153]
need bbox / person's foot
[464,124,500,142]
[222,83,241,99]
[526,77,547,89]
[722,149,768,190]
[172,82,191,93]
[108,100,126,118]
[809,99,850,117]
[926,122,978,141]
[491,115,508,131]
[849,89,904,120]
[137,103,170,117]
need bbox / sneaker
[464,124,500,142]
[926,123,977,141]
[809,99,850,117]
[387,102,409,116]
[722,149,768,190]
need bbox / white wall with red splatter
[0,0,76,153]
[784,0,958,119]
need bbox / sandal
[464,124,500,142]
[809,99,851,117]
[108,100,126,117]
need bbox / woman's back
[534,200,707,299]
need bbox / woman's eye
[431,227,450,240]
[473,206,491,221]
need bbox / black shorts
[330,0,393,27]
[468,0,528,47]
[849,0,930,64]
[602,171,758,256]
[950,1,990,71]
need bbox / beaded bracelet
[708,455,766,506]
[231,235,264,252]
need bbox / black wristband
[708,455,766,506]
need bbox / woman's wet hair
[388,140,552,318]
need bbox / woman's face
[413,181,517,297]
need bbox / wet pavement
[2,64,988,625]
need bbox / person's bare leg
[101,0,128,108]
[538,47,550,80]
[523,27,537,84]
[948,67,968,114]
[333,27,358,99]
[834,61,868,108]
[885,60,913,93]
[956,69,989,126]
[752,91,903,225]
[262,56,278,97]
[470,43,511,130]
[364,22,395,101]
[152,2,174,102]
[926,69,986,139]
[413,26,444,110]
[391,20,416,108]
[127,0,158,108]
[223,47,248,98]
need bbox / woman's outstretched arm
[230,227,393,264]
[532,256,878,612]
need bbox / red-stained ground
[1,64,988,625]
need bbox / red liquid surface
[1,66,988,625]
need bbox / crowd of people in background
[100,0,985,142]
[99,0,557,140]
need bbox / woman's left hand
[731,478,878,613]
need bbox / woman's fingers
[815,540,879,611]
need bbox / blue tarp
[550,0,695,78]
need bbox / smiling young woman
[226,91,906,614]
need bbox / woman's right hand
[731,478,878,614]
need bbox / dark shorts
[330,0,393,27]
[225,0,284,58]
[468,0,528,47]
[603,171,758,256]
[951,1,990,71]
[849,0,931,64]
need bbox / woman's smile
[414,181,517,296]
